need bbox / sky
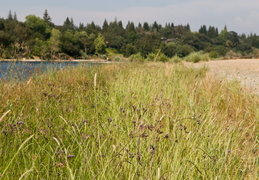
[1,0,259,34]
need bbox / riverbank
[185,58,259,94]
[0,58,110,62]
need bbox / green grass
[0,62,258,179]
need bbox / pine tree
[186,23,190,31]
[7,10,13,20]
[43,10,51,22]
[102,19,108,32]
[143,22,150,31]
[13,12,17,21]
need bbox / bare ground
[185,59,259,94]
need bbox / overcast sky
[1,0,259,34]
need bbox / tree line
[1,10,259,60]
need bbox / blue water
[0,61,99,81]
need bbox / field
[0,62,258,179]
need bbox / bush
[225,50,242,59]
[146,53,156,61]
[170,55,182,63]
[129,53,144,62]
[185,51,209,63]
[121,44,136,57]
[209,51,220,59]
[162,42,177,58]
[156,53,169,62]
[146,52,169,62]
[176,45,194,57]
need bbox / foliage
[170,55,182,63]
[94,33,106,55]
[209,51,220,59]
[185,51,209,63]
[0,11,258,60]
[129,53,144,62]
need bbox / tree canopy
[0,10,258,60]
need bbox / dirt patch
[185,59,259,94]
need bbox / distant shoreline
[0,59,110,63]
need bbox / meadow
[0,62,258,179]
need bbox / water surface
[0,61,100,81]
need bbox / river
[0,61,102,81]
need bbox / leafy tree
[94,33,106,55]
[162,42,177,58]
[121,43,136,57]
[251,35,259,48]
[183,33,210,51]
[60,30,80,57]
[103,20,126,49]
[175,45,193,57]
[159,26,173,39]
[25,15,51,40]
[49,28,61,59]
[228,31,239,47]
[29,38,48,59]
[138,34,160,58]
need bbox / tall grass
[0,63,258,179]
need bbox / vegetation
[0,63,258,179]
[1,10,259,61]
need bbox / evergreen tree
[143,22,150,31]
[102,19,108,32]
[186,23,191,31]
[152,21,159,31]
[13,12,17,21]
[199,25,207,35]
[137,23,142,29]
[79,22,84,30]
[7,10,13,20]
[63,17,74,30]
[43,9,51,22]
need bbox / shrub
[146,53,156,61]
[146,52,169,62]
[185,51,209,63]
[162,42,177,58]
[170,55,182,63]
[156,53,169,62]
[176,45,194,57]
[209,51,220,59]
[129,53,144,62]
